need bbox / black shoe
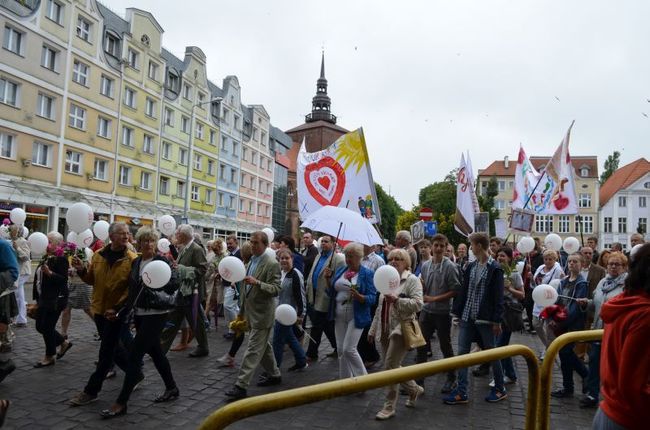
[579,395,598,408]
[154,387,179,403]
[551,389,574,398]
[472,364,490,377]
[257,375,281,387]
[100,405,127,419]
[225,385,247,401]
[188,348,209,358]
[287,363,308,372]
[0,359,16,384]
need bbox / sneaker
[579,395,598,408]
[485,387,508,403]
[69,392,98,406]
[550,388,573,398]
[287,363,308,372]
[443,389,469,405]
[441,379,457,394]
[405,385,424,408]
[217,354,235,368]
[375,407,395,420]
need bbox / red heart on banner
[304,156,346,206]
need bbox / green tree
[600,151,621,185]
[396,208,419,233]
[375,182,403,242]
[416,169,465,246]
[476,175,499,237]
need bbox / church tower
[305,52,336,124]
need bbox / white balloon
[66,231,77,244]
[28,232,48,255]
[265,247,277,259]
[262,227,275,244]
[218,256,246,283]
[544,233,562,252]
[630,243,644,260]
[22,226,28,238]
[75,229,94,249]
[516,261,525,274]
[10,208,26,225]
[517,236,535,254]
[157,238,171,253]
[158,215,176,236]
[549,279,562,289]
[93,220,110,241]
[373,265,401,296]
[141,260,172,289]
[66,203,94,233]
[532,284,558,307]
[563,237,580,254]
[84,247,94,261]
[275,304,297,326]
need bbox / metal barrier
[537,329,603,430]
[199,344,540,430]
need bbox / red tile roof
[478,156,598,178]
[599,158,650,207]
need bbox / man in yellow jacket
[69,222,138,406]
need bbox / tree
[375,182,403,242]
[476,175,499,237]
[396,208,419,233]
[600,151,620,185]
[416,169,465,246]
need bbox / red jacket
[599,291,650,429]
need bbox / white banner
[454,152,479,236]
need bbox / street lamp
[183,97,222,224]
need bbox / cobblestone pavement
[1,295,597,429]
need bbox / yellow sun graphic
[334,131,367,174]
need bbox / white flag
[454,153,478,236]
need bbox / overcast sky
[107,0,650,208]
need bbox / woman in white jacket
[531,250,564,358]
[9,225,30,327]
[368,248,423,420]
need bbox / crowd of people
[0,221,648,428]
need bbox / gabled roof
[478,156,598,178]
[161,47,186,72]
[600,158,650,207]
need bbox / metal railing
[537,329,603,430]
[199,344,540,430]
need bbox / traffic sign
[425,221,437,236]
[420,207,433,221]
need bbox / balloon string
[557,294,579,301]
[296,324,318,345]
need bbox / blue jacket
[327,265,377,329]
[557,275,588,332]
[452,259,504,324]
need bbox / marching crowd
[0,222,648,428]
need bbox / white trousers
[14,274,29,324]
[334,303,366,379]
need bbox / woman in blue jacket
[327,242,376,379]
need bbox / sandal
[0,399,9,427]
[56,342,73,359]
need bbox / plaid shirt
[461,261,489,322]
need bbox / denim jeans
[558,342,588,392]
[457,321,504,395]
[496,329,517,380]
[272,322,306,368]
[585,342,601,399]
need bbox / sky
[107,0,650,209]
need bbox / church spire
[306,52,336,124]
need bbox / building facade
[598,158,650,250]
[270,125,294,236]
[477,155,600,242]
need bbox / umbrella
[300,205,383,246]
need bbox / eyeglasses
[607,262,622,267]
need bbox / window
[142,134,154,154]
[68,104,86,129]
[145,97,156,117]
[219,163,226,180]
[230,168,236,184]
[575,215,594,234]
[127,48,138,69]
[232,141,238,157]
[41,45,58,71]
[218,192,224,207]
[640,196,647,208]
[124,87,136,108]
[238,198,243,211]
[248,201,254,214]
[241,173,247,187]
[159,176,169,195]
[603,217,612,233]
[147,61,158,80]
[558,215,570,233]
[266,182,271,194]
[166,73,179,91]
[209,129,216,145]
[178,148,188,165]
[198,92,205,104]
[122,126,134,147]
[250,176,256,190]
[618,217,627,233]
[266,205,270,217]
[46,0,64,25]
[191,185,199,201]
[639,218,648,235]
[104,33,119,57]
[161,142,171,160]
[118,165,131,185]
[228,195,235,210]
[193,153,202,170]
[578,193,591,208]
[495,199,505,210]
[234,115,240,130]
[76,16,91,42]
[497,180,506,191]
[64,150,82,174]
[93,159,108,180]
[0,133,16,159]
[164,107,174,126]
[195,123,203,139]
[221,136,228,151]
[72,60,89,86]
[37,93,55,120]
[140,171,151,190]
[242,148,248,161]
[0,78,19,107]
[253,127,259,141]
[267,158,273,171]
[182,84,192,100]
[181,116,189,133]
[100,75,114,98]
[261,131,266,146]
[3,26,24,55]
[222,108,229,124]
[207,159,215,176]
[97,116,111,138]
[176,181,186,198]
[580,167,590,177]
[251,151,257,166]
[31,142,51,167]
[618,196,626,207]
[206,189,213,204]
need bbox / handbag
[27,303,39,320]
[401,318,426,350]
[502,300,524,332]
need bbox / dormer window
[166,71,179,93]
[580,167,590,177]
[104,33,120,57]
